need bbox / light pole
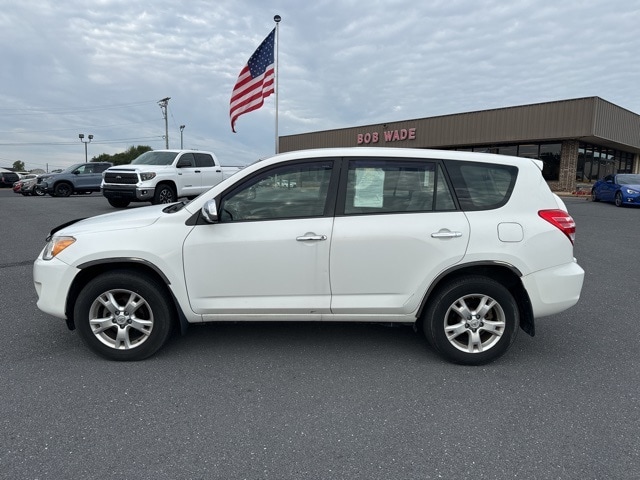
[180,125,185,149]
[79,134,93,162]
[158,97,170,148]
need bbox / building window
[578,143,635,181]
[539,143,561,181]
[517,144,539,158]
[498,145,517,156]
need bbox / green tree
[90,145,152,166]
[12,160,25,171]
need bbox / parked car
[34,148,584,365]
[12,179,24,194]
[591,173,640,207]
[18,174,45,196]
[39,162,112,197]
[0,171,20,188]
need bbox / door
[183,160,338,317]
[175,153,202,197]
[73,164,102,190]
[195,153,224,193]
[599,175,616,201]
[329,159,470,316]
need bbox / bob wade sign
[356,127,417,145]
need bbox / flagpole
[274,14,281,154]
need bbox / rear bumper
[521,259,585,318]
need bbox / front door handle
[296,234,327,242]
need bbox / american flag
[230,28,276,132]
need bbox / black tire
[108,198,130,208]
[591,189,599,202]
[153,184,176,204]
[615,191,624,207]
[74,270,174,361]
[54,182,73,197]
[422,275,519,365]
[34,186,46,196]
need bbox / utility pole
[180,125,185,149]
[158,97,170,148]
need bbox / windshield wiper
[162,200,187,213]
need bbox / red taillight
[538,209,576,244]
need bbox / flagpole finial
[274,14,281,23]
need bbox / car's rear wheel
[108,198,130,208]
[74,270,174,361]
[34,186,46,196]
[54,182,73,197]
[591,188,599,202]
[153,184,176,204]
[422,275,519,365]
[615,191,624,207]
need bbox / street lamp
[180,125,185,149]
[79,133,93,162]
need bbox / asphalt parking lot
[0,189,638,479]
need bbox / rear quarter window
[444,160,518,211]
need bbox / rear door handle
[296,234,327,242]
[431,230,462,238]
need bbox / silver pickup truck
[101,150,241,208]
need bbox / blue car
[591,174,640,207]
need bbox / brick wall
[549,140,579,192]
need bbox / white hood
[54,204,170,236]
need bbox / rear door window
[194,153,215,168]
[342,159,456,214]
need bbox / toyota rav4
[33,148,584,365]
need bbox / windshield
[132,151,179,166]
[61,163,85,173]
[617,174,640,185]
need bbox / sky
[1,0,639,172]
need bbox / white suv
[33,148,584,365]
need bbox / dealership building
[279,97,640,193]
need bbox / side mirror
[176,158,191,168]
[201,199,218,223]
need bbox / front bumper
[102,185,155,201]
[33,254,80,321]
[622,192,640,205]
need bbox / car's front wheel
[591,188,599,202]
[108,198,130,208]
[422,275,519,365]
[74,270,174,360]
[615,191,624,207]
[54,182,73,197]
[153,184,176,204]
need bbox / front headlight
[140,172,156,181]
[43,236,76,260]
[625,189,639,195]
